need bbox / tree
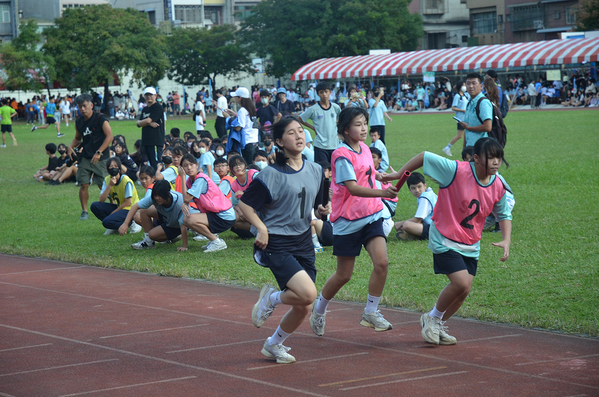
[239,0,423,77]
[166,24,253,94]
[43,5,169,101]
[0,20,56,95]
[576,0,599,31]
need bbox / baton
[395,171,411,191]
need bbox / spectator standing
[457,73,492,149]
[368,87,392,144]
[215,90,228,138]
[224,87,259,165]
[172,91,181,116]
[0,98,18,147]
[136,87,165,171]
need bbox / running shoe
[131,239,156,250]
[420,313,441,345]
[129,221,142,234]
[439,325,457,345]
[360,310,393,331]
[79,211,89,220]
[309,304,326,336]
[251,284,277,328]
[442,147,452,157]
[203,238,227,253]
[261,337,296,364]
[103,229,118,236]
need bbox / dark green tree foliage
[166,24,253,93]
[576,0,599,31]
[43,5,169,93]
[240,0,423,77]
[0,20,55,93]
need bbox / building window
[565,6,576,25]
[234,5,253,22]
[205,6,221,25]
[1,5,10,23]
[472,12,497,34]
[175,5,202,23]
[511,5,544,31]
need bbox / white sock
[311,233,321,248]
[269,325,290,345]
[269,291,282,306]
[314,295,330,315]
[365,294,381,314]
[429,305,445,319]
[144,232,153,242]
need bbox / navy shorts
[152,216,181,241]
[1,124,12,133]
[47,116,56,125]
[433,250,478,276]
[333,218,385,257]
[456,122,464,131]
[254,248,316,291]
[207,212,235,234]
[420,223,430,240]
[319,220,333,247]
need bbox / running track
[1,254,597,396]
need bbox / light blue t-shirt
[422,152,512,258]
[46,103,56,117]
[463,92,492,147]
[300,102,342,150]
[187,177,236,221]
[137,190,196,228]
[161,167,177,185]
[332,155,382,235]
[370,139,389,172]
[368,99,388,127]
[452,92,469,121]
[198,151,220,184]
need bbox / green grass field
[1,109,597,337]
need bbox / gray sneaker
[261,337,296,364]
[131,239,156,250]
[203,238,227,253]
[360,310,393,332]
[309,304,326,336]
[442,147,452,157]
[79,211,89,220]
[251,284,277,328]
[420,313,441,345]
[439,325,457,345]
[129,221,142,234]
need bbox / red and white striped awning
[291,38,599,81]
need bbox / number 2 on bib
[460,199,480,230]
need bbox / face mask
[216,149,224,156]
[255,161,268,170]
[58,149,66,155]
[187,142,192,148]
[261,98,269,105]
[108,167,120,177]
[162,156,172,165]
[263,140,272,147]
[199,147,207,155]
[461,86,467,93]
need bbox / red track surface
[1,254,597,397]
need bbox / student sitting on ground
[120,179,190,250]
[180,153,235,252]
[253,150,269,170]
[34,143,61,182]
[48,144,81,185]
[156,146,186,194]
[197,138,219,184]
[214,157,235,199]
[113,140,138,182]
[394,172,437,241]
[132,165,156,226]
[90,156,142,235]
[369,128,389,172]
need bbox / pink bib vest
[331,142,383,223]
[433,161,506,245]
[231,168,258,194]
[186,173,233,213]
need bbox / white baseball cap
[143,87,157,95]
[230,87,250,99]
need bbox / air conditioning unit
[533,20,544,29]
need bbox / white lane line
[458,334,522,344]
[99,324,209,339]
[57,376,197,397]
[0,343,53,352]
[0,392,17,397]
[0,266,87,276]
[0,359,119,377]
[339,371,469,391]
[320,366,447,387]
[246,352,369,371]
[0,324,330,397]
[167,338,266,353]
[517,354,599,366]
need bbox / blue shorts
[254,248,316,291]
[153,216,181,241]
[433,250,478,276]
[207,212,235,234]
[332,218,385,257]
[420,223,430,240]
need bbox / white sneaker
[129,221,142,234]
[251,284,277,328]
[131,239,156,249]
[360,310,393,332]
[442,147,452,157]
[439,325,457,345]
[103,229,118,235]
[420,313,441,345]
[0,144,5,148]
[309,304,326,336]
[31,125,37,132]
[203,238,227,253]
[261,337,296,364]
[193,233,217,242]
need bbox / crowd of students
[32,72,515,365]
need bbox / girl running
[383,137,512,345]
[310,107,397,336]
[238,116,330,364]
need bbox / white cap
[230,87,250,99]
[143,87,157,95]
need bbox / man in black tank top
[68,93,113,220]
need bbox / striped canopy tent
[291,38,599,81]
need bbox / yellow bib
[104,174,139,210]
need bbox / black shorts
[47,116,56,124]
[421,222,430,240]
[456,122,464,131]
[207,212,235,234]
[153,216,182,241]
[254,248,316,290]
[1,124,12,133]
[319,220,333,247]
[433,250,478,276]
[333,217,385,257]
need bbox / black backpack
[475,96,507,148]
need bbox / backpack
[500,92,510,118]
[475,96,507,148]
